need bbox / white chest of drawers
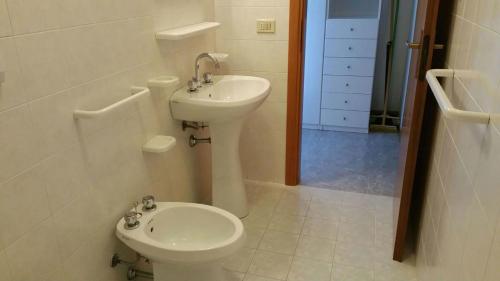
[320,16,380,133]
[302,0,381,133]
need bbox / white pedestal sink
[170,76,271,217]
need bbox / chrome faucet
[188,53,220,92]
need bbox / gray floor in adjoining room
[300,129,400,196]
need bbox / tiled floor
[300,129,400,196]
[223,181,417,281]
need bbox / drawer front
[322,75,373,94]
[324,39,377,58]
[323,57,375,76]
[321,94,372,111]
[326,19,379,39]
[321,109,369,128]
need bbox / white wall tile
[6,0,61,34]
[0,106,46,182]
[0,250,12,281]
[5,219,63,281]
[0,166,51,246]
[215,0,288,184]
[0,37,29,110]
[462,194,495,281]
[40,146,92,213]
[15,31,70,100]
[0,0,12,37]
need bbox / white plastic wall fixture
[147,76,180,89]
[142,135,176,153]
[209,53,229,63]
[426,69,490,124]
[74,86,150,119]
[156,22,221,40]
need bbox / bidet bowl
[116,202,246,264]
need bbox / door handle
[406,41,444,50]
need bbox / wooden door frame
[285,0,307,186]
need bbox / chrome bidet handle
[142,195,157,211]
[124,211,140,230]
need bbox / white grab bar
[74,86,150,119]
[426,69,490,124]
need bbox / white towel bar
[426,69,490,124]
[74,86,150,119]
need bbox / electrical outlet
[256,19,276,33]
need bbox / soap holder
[142,135,176,153]
[147,76,180,89]
[210,53,229,63]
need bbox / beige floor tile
[245,227,266,249]
[302,217,339,239]
[287,256,332,281]
[307,201,342,222]
[223,248,256,273]
[259,230,300,255]
[331,263,374,281]
[226,270,246,281]
[295,235,335,262]
[245,273,282,281]
[337,221,375,245]
[333,241,375,269]
[248,250,293,280]
[269,214,305,234]
[244,183,416,281]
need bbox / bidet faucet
[188,53,220,91]
[124,211,140,229]
[142,195,157,211]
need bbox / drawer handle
[346,65,351,69]
[350,27,354,31]
[343,117,347,121]
[344,100,348,104]
[345,83,350,87]
[348,46,353,51]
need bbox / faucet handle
[203,72,213,84]
[142,195,157,211]
[124,211,140,230]
[187,80,198,92]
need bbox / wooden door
[393,0,442,261]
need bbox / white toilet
[116,202,246,281]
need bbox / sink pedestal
[210,118,248,218]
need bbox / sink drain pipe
[111,253,153,280]
[127,267,154,280]
[189,134,211,147]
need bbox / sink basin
[170,75,271,218]
[170,75,271,122]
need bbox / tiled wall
[0,0,214,280]
[214,0,289,183]
[415,0,500,280]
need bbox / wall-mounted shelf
[155,22,221,41]
[426,69,490,124]
[147,76,180,89]
[142,135,176,153]
[74,87,150,119]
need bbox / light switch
[256,19,276,33]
